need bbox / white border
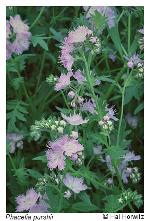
[0,0,146,6]
[0,0,149,220]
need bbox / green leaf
[15,168,28,186]
[77,167,99,189]
[124,81,143,105]
[106,146,126,163]
[27,169,43,179]
[7,100,28,132]
[31,35,48,51]
[130,36,139,54]
[98,75,117,85]
[46,185,60,212]
[93,11,106,30]
[108,25,123,57]
[79,192,91,204]
[104,195,126,212]
[11,77,24,90]
[50,28,63,42]
[6,54,34,73]
[71,202,99,212]
[134,102,144,114]
[33,155,47,163]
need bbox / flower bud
[51,125,56,130]
[60,120,66,126]
[68,91,75,99]
[55,121,59,125]
[57,127,64,133]
[71,131,78,139]
[127,61,134,68]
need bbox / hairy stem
[116,70,132,147]
[61,91,71,112]
[82,53,102,119]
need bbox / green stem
[57,182,63,212]
[128,15,131,53]
[16,71,37,115]
[121,44,128,56]
[86,155,95,168]
[117,10,125,23]
[116,70,132,147]
[30,6,45,30]
[116,86,125,147]
[16,71,30,103]
[82,54,102,119]
[61,91,71,112]
[35,51,46,94]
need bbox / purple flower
[81,99,96,114]
[93,145,102,155]
[10,15,30,34]
[6,40,13,60]
[74,70,86,84]
[63,173,87,193]
[12,33,31,55]
[121,168,133,184]
[105,155,115,174]
[29,203,48,213]
[59,26,95,71]
[6,15,31,60]
[29,195,49,213]
[105,105,118,121]
[109,53,116,62]
[119,152,141,183]
[71,153,78,161]
[48,135,83,157]
[55,72,72,91]
[60,43,74,70]
[61,113,89,125]
[68,26,93,43]
[94,79,101,86]
[16,188,39,212]
[46,135,84,170]
[6,21,11,39]
[7,133,23,153]
[46,148,65,170]
[125,113,138,129]
[123,152,141,162]
[61,136,84,157]
[126,54,141,69]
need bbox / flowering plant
[6,6,144,213]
